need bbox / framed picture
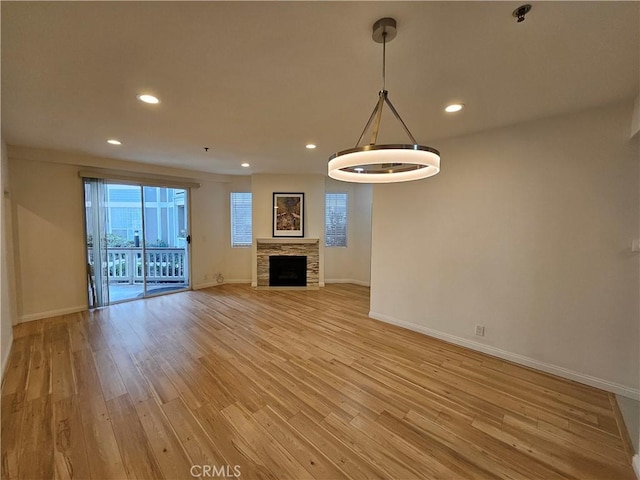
[273,192,304,237]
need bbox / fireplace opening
[269,255,307,287]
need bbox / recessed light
[305,144,317,149]
[445,103,464,113]
[241,163,250,168]
[107,139,122,145]
[137,94,160,104]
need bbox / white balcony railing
[89,247,187,284]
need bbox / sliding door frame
[82,177,193,307]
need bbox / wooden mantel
[255,237,319,244]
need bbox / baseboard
[369,311,640,400]
[1,335,13,382]
[325,278,371,287]
[193,281,220,290]
[633,454,640,480]
[19,305,86,324]
[193,279,251,290]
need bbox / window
[325,193,347,247]
[231,192,252,247]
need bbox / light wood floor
[1,284,635,479]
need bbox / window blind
[230,192,252,247]
[325,193,347,247]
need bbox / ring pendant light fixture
[328,18,441,183]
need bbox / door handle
[186,235,191,244]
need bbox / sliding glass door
[141,186,189,297]
[84,179,190,307]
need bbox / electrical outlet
[475,325,485,336]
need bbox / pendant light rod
[352,17,419,148]
[383,94,418,144]
[355,91,419,147]
[355,99,383,147]
[328,17,440,184]
[370,91,385,144]
[382,31,387,91]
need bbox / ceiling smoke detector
[513,4,532,23]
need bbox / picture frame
[273,192,304,237]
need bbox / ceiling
[2,1,639,176]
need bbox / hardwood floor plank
[83,319,110,353]
[291,357,404,419]
[134,397,193,479]
[93,348,127,402]
[199,356,266,413]
[78,393,127,479]
[108,343,152,405]
[253,405,347,479]
[1,336,33,397]
[161,397,227,469]
[1,393,25,480]
[351,360,471,423]
[71,348,102,400]
[154,348,205,411]
[107,393,164,480]
[194,402,278,480]
[267,359,357,423]
[321,412,423,479]
[501,413,636,479]
[406,409,571,480]
[67,313,91,353]
[536,418,629,466]
[25,327,52,401]
[132,350,179,405]
[17,396,54,480]
[287,410,387,480]
[221,402,314,480]
[472,415,634,480]
[52,395,91,480]
[374,411,500,480]
[50,325,77,403]
[1,284,635,480]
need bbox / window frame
[230,192,253,248]
[325,192,348,248]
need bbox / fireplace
[269,256,307,287]
[256,238,319,289]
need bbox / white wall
[1,139,15,377]
[632,94,640,138]
[7,146,233,321]
[325,179,372,286]
[636,111,640,473]
[10,157,88,321]
[250,174,325,286]
[370,101,640,398]
[223,176,252,283]
[189,179,228,290]
[616,395,639,454]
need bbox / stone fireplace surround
[256,238,319,289]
